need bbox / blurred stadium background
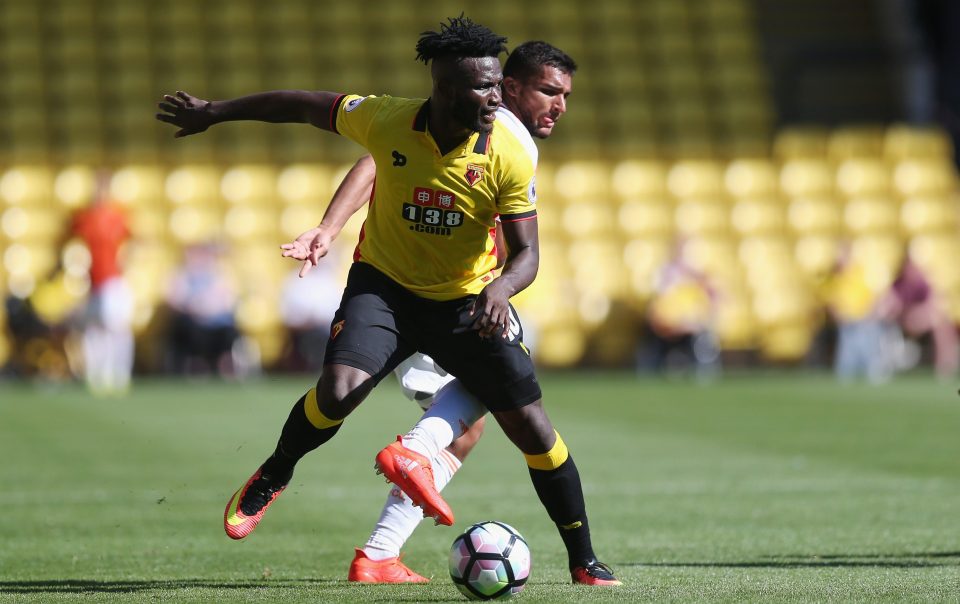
[2,0,959,378]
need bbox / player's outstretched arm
[155,90,344,138]
[280,155,376,277]
[471,218,539,338]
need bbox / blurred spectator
[876,256,959,379]
[70,173,134,395]
[822,252,893,383]
[164,243,241,377]
[278,249,344,372]
[637,243,719,378]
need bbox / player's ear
[501,76,521,98]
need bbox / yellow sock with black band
[525,432,597,568]
[262,388,344,478]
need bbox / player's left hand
[280,226,334,277]
[156,91,215,138]
[470,280,512,339]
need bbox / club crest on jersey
[465,163,484,187]
[331,320,345,340]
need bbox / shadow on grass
[625,550,960,569]
[0,578,337,594]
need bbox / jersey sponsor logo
[392,150,407,166]
[331,320,345,340]
[345,97,366,112]
[465,163,484,187]
[404,186,464,237]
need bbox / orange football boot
[347,548,429,583]
[571,560,622,586]
[374,436,454,526]
[223,467,288,540]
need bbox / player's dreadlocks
[503,40,578,80]
[415,14,508,65]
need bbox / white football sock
[363,448,462,559]
[401,380,486,460]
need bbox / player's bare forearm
[471,218,539,338]
[156,90,342,137]
[318,155,376,237]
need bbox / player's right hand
[280,226,334,277]
[156,91,215,138]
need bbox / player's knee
[317,364,375,419]
[492,401,556,453]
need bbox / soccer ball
[448,521,531,600]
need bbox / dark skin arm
[471,218,539,338]
[155,90,343,137]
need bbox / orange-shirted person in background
[70,173,135,395]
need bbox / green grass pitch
[1,372,958,603]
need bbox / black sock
[260,392,343,479]
[527,455,596,568]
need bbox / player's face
[503,65,572,139]
[450,56,503,133]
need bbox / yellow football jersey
[332,94,538,301]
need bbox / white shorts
[85,277,134,332]
[393,352,457,411]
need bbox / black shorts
[324,262,542,411]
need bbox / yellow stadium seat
[220,165,278,205]
[714,293,757,350]
[773,127,830,160]
[884,124,954,160]
[0,166,54,205]
[562,204,616,237]
[1,206,65,242]
[892,158,957,197]
[279,204,324,240]
[668,160,725,199]
[835,158,891,197]
[553,161,611,203]
[794,235,840,279]
[828,125,885,160]
[617,199,674,238]
[622,237,672,301]
[53,165,97,209]
[165,166,223,205]
[730,197,786,236]
[681,235,741,282]
[724,159,779,197]
[128,207,168,239]
[675,199,729,236]
[759,322,815,362]
[110,166,167,207]
[611,160,668,199]
[909,233,960,275]
[224,206,280,241]
[843,196,899,235]
[167,206,223,244]
[276,164,334,205]
[787,195,842,234]
[900,195,959,235]
[850,234,905,291]
[780,159,834,197]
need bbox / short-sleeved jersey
[331,94,538,301]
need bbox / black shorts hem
[324,350,383,378]
[477,374,542,412]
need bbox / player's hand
[280,226,334,277]
[156,91,215,138]
[470,280,512,339]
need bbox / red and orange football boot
[347,548,430,583]
[571,559,622,586]
[223,467,289,540]
[374,436,454,526]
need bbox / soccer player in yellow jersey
[156,17,620,586]
[282,41,582,584]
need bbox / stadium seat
[220,165,278,205]
[617,199,674,238]
[0,167,54,206]
[167,205,223,244]
[883,124,954,161]
[773,127,830,160]
[849,235,905,291]
[675,199,729,236]
[794,234,840,281]
[900,195,958,235]
[827,126,886,161]
[780,159,834,197]
[892,159,957,197]
[165,166,223,205]
[730,197,786,237]
[668,160,726,199]
[224,206,279,241]
[110,166,167,207]
[836,158,891,198]
[562,204,616,238]
[724,159,779,198]
[622,237,672,302]
[843,196,900,235]
[553,161,611,203]
[611,160,669,199]
[787,196,842,235]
